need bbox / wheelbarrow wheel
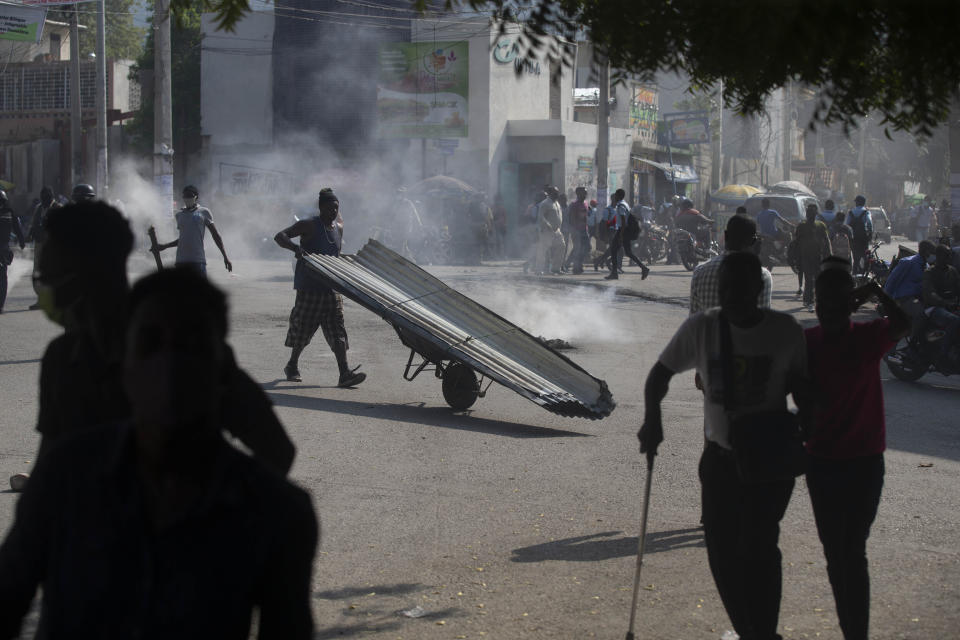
[442,362,479,410]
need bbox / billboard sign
[0,4,46,43]
[377,41,469,139]
[629,86,658,139]
[663,110,710,145]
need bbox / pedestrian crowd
[0,180,955,639]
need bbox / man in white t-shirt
[157,185,232,276]
[638,251,809,640]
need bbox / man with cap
[71,184,96,203]
[156,185,232,276]
[26,186,62,310]
[274,187,366,387]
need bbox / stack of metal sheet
[302,240,615,419]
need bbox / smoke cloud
[485,285,627,343]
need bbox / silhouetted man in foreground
[805,267,910,640]
[639,252,810,640]
[0,268,318,638]
[10,202,294,491]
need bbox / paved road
[0,239,956,639]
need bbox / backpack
[833,227,852,260]
[848,209,869,244]
[625,213,641,241]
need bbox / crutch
[625,449,655,640]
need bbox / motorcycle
[674,223,719,271]
[759,230,796,272]
[858,242,892,286]
[633,222,669,264]
[884,308,960,381]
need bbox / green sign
[0,5,45,43]
[377,41,469,138]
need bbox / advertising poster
[0,3,46,43]
[663,111,710,145]
[377,41,469,138]
[629,86,658,139]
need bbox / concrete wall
[200,10,274,150]
[2,139,60,211]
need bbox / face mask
[34,273,81,328]
[36,282,64,326]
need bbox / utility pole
[782,81,792,181]
[154,0,174,210]
[950,97,960,227]
[858,116,867,195]
[596,57,609,208]
[69,6,81,186]
[711,78,723,192]
[95,0,108,194]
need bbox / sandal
[338,366,366,388]
[284,364,302,382]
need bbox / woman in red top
[805,265,911,640]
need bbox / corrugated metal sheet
[302,240,615,419]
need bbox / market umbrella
[770,180,816,197]
[710,184,762,207]
[407,175,478,200]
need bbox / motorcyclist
[674,199,713,236]
[756,197,795,240]
[756,198,795,268]
[920,244,960,363]
[884,240,936,320]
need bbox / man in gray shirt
[158,185,232,275]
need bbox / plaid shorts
[284,289,349,351]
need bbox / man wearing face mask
[9,202,294,491]
[26,186,61,310]
[0,189,25,314]
[156,185,232,276]
[0,268,318,638]
[275,187,366,387]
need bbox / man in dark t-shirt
[275,187,365,387]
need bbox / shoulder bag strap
[718,312,736,413]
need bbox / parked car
[869,206,892,243]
